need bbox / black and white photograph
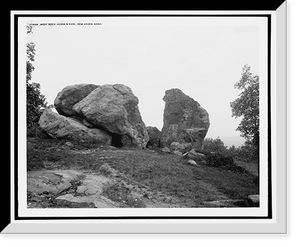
[4,5,287,234]
[24,15,264,211]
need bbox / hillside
[27,138,259,208]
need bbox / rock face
[73,84,149,148]
[54,84,99,117]
[27,169,117,208]
[160,88,210,149]
[39,109,112,145]
[146,126,161,148]
[40,83,149,148]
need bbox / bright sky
[26,16,264,147]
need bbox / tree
[203,137,227,153]
[26,25,47,133]
[26,42,36,83]
[230,65,259,161]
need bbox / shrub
[203,151,249,174]
[204,152,233,167]
[203,137,227,153]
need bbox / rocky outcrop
[160,88,210,149]
[40,83,149,148]
[54,84,99,117]
[73,84,149,148]
[39,109,112,145]
[146,126,161,148]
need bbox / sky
[26,16,263,147]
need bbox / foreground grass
[27,138,259,207]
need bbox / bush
[205,152,234,167]
[203,137,227,153]
[203,137,259,163]
[202,151,249,174]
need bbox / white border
[18,14,268,218]
[4,4,287,233]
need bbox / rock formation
[146,126,161,148]
[73,84,149,147]
[40,84,149,148]
[54,84,99,117]
[160,88,210,150]
[39,109,112,145]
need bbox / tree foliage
[230,65,259,160]
[203,137,258,163]
[26,26,47,131]
[203,137,227,153]
[27,82,46,128]
[26,42,36,83]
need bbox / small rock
[170,142,192,152]
[248,194,259,205]
[146,126,161,148]
[183,149,206,160]
[170,142,184,151]
[85,188,98,195]
[161,147,171,153]
[64,141,74,147]
[188,160,197,165]
[203,199,244,207]
[173,150,183,156]
[76,186,87,194]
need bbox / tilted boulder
[54,84,99,117]
[38,109,112,145]
[73,84,149,148]
[160,88,210,149]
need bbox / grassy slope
[27,138,259,207]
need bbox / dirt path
[27,166,187,208]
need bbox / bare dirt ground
[27,138,259,208]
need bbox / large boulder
[38,109,112,145]
[54,84,99,117]
[73,84,149,148]
[160,88,210,149]
[146,126,161,148]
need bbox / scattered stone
[146,126,161,148]
[170,141,192,152]
[76,186,87,194]
[183,149,206,160]
[203,199,245,207]
[55,194,97,208]
[28,170,120,208]
[27,170,82,195]
[161,147,171,153]
[173,150,183,156]
[187,159,197,166]
[248,194,259,205]
[64,141,74,148]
